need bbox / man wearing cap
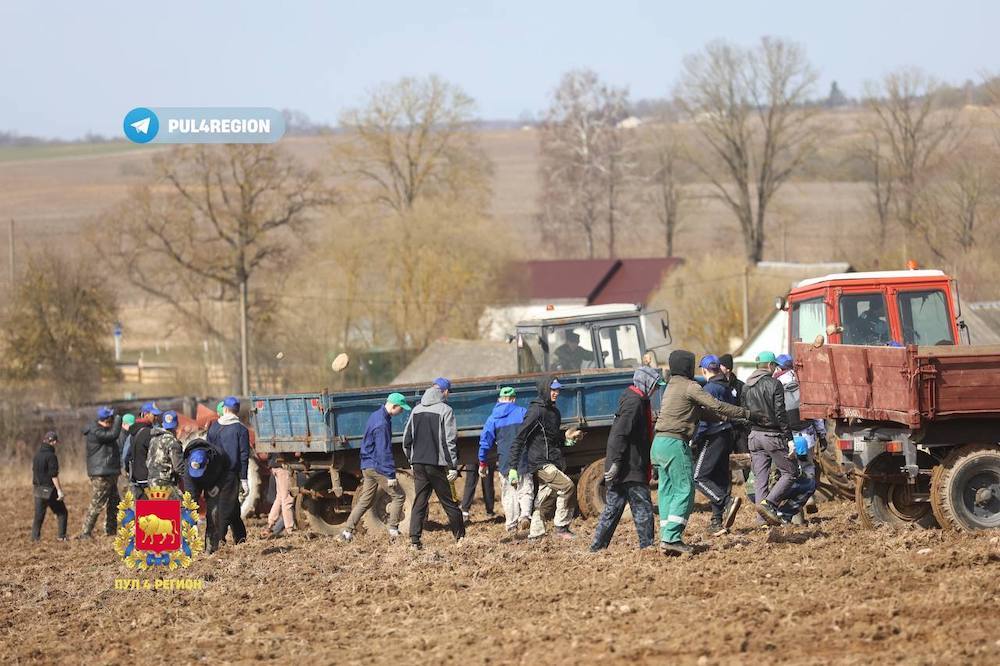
[773,354,825,523]
[509,376,580,540]
[207,396,251,549]
[146,410,185,492]
[32,431,68,542]
[182,437,228,548]
[78,406,122,539]
[341,393,411,541]
[590,366,664,552]
[477,387,529,532]
[653,351,750,555]
[403,378,465,549]
[124,402,162,500]
[741,351,796,525]
[692,355,743,535]
[118,413,136,474]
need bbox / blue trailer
[250,369,659,534]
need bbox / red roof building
[516,258,683,306]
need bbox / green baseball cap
[386,392,411,411]
[216,401,225,417]
[499,387,516,398]
[755,351,777,364]
[122,414,136,426]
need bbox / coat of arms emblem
[115,487,204,569]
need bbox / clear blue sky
[2,0,997,139]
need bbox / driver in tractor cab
[554,331,595,371]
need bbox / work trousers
[208,473,246,552]
[460,463,496,514]
[81,475,120,536]
[32,492,68,540]
[529,464,575,538]
[409,463,465,544]
[267,468,296,532]
[590,481,655,550]
[748,430,798,506]
[779,460,817,520]
[344,468,405,532]
[693,429,735,520]
[651,435,694,544]
[499,472,534,529]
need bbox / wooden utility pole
[742,265,750,340]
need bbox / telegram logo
[123,107,159,143]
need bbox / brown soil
[2,482,999,665]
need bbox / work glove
[387,478,398,489]
[56,490,65,501]
[241,480,250,497]
[508,469,519,487]
[446,469,458,482]
[478,463,489,479]
[603,463,619,484]
[565,427,583,447]
[786,440,796,456]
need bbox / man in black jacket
[79,406,122,539]
[590,366,664,551]
[740,351,795,525]
[124,402,162,500]
[509,376,579,540]
[32,431,68,541]
[719,353,749,455]
[182,438,229,550]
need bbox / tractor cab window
[516,332,543,374]
[598,324,642,369]
[840,293,891,345]
[898,290,954,345]
[790,297,826,343]
[548,325,596,371]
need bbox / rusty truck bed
[794,342,1000,429]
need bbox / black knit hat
[719,353,735,371]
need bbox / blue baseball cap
[433,377,451,391]
[188,449,209,478]
[141,401,162,416]
[776,354,793,370]
[162,410,178,430]
[97,406,115,420]
[223,396,240,410]
[699,354,720,370]
[550,379,563,390]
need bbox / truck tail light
[837,439,854,452]
[885,441,903,454]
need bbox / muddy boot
[722,496,742,530]
[707,516,724,535]
[554,525,576,540]
[517,517,530,532]
[755,500,783,526]
[660,540,693,556]
[791,512,806,526]
[805,497,819,514]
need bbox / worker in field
[402,378,465,550]
[78,406,122,540]
[554,331,595,371]
[692,355,743,536]
[509,376,580,541]
[341,392,411,542]
[32,431,68,542]
[207,396,250,551]
[182,436,228,541]
[477,386,530,533]
[773,354,824,523]
[462,385,501,522]
[124,401,162,500]
[590,366,664,552]
[741,351,796,526]
[146,410,185,492]
[117,413,135,473]
[653,351,750,555]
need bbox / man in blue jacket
[693,355,743,535]
[206,396,250,552]
[341,392,411,541]
[477,387,529,532]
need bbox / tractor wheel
[856,452,938,529]
[300,470,358,535]
[355,470,415,535]
[931,444,1000,531]
[577,458,607,519]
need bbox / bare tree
[865,68,962,256]
[105,145,332,392]
[641,122,690,256]
[537,69,635,258]
[856,128,895,259]
[919,145,999,259]
[336,75,492,214]
[675,37,818,264]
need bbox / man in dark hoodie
[590,366,664,552]
[477,386,529,532]
[740,351,795,525]
[402,378,465,549]
[653,351,749,555]
[78,406,122,539]
[182,437,229,550]
[508,376,580,541]
[693,355,743,535]
[207,396,250,550]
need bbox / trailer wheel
[931,444,1000,531]
[577,458,607,518]
[856,452,938,529]
[300,470,358,535]
[355,470,415,535]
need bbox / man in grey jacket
[402,378,465,549]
